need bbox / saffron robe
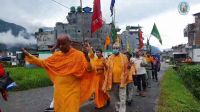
[102,53,128,91]
[91,57,109,108]
[25,48,96,112]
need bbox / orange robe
[145,56,154,63]
[25,48,96,112]
[91,57,110,108]
[102,53,128,91]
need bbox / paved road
[81,63,168,112]
[0,63,168,112]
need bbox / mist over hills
[0,19,36,52]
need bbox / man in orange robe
[90,48,110,109]
[102,43,128,112]
[22,34,96,112]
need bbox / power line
[49,0,70,9]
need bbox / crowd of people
[20,34,160,112]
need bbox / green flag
[151,23,162,45]
[110,22,117,43]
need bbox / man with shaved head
[22,34,95,112]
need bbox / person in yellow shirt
[90,49,110,109]
[22,34,96,112]
[102,43,128,112]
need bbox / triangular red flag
[91,0,103,33]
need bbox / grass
[5,67,52,91]
[158,69,200,112]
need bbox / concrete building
[35,27,55,51]
[120,26,141,53]
[54,6,111,50]
[184,12,200,47]
[35,7,111,51]
[184,12,200,62]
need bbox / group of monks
[22,34,158,112]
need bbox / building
[35,27,56,51]
[184,12,200,62]
[184,12,200,47]
[54,6,111,50]
[120,26,141,53]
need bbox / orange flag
[104,36,111,50]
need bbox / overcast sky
[0,0,200,49]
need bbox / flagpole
[114,6,115,25]
[113,5,116,45]
[80,0,85,43]
[147,35,151,54]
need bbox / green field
[6,67,52,91]
[158,69,200,112]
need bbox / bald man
[102,43,128,112]
[22,34,95,112]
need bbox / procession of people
[19,34,161,112]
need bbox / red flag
[91,0,103,33]
[139,29,144,50]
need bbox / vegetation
[5,67,52,91]
[158,69,200,112]
[178,64,200,100]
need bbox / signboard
[193,48,200,62]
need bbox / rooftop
[193,12,200,16]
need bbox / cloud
[120,4,200,49]
[0,30,36,46]
[0,0,70,32]
[1,0,200,49]
[1,0,200,33]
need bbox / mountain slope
[0,19,27,36]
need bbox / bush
[5,67,52,91]
[158,69,200,112]
[178,64,200,100]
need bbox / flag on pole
[138,29,144,50]
[104,35,111,50]
[115,36,121,47]
[151,23,162,45]
[110,22,117,43]
[126,39,130,52]
[91,0,103,33]
[110,0,115,16]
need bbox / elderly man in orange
[89,48,110,109]
[22,34,96,112]
[102,43,128,112]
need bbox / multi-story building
[54,6,111,50]
[184,12,200,47]
[120,26,141,53]
[35,27,55,51]
[184,12,200,62]
[35,6,111,51]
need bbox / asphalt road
[0,63,168,112]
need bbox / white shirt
[131,57,147,75]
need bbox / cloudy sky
[1,0,200,49]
